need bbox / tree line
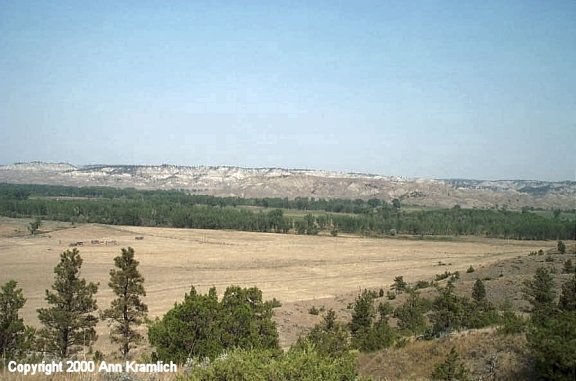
[0,183,574,240]
[331,207,575,240]
[0,183,389,213]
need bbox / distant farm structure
[68,239,118,247]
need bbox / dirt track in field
[0,217,555,351]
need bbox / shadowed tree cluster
[524,267,576,380]
[148,285,279,363]
[349,289,396,351]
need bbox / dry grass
[0,217,561,357]
[358,329,533,380]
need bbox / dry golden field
[0,217,556,354]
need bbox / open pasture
[0,217,554,351]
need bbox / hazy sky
[1,1,575,180]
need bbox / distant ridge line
[3,161,572,183]
[0,161,574,210]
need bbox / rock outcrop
[1,162,574,209]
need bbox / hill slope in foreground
[1,217,574,380]
[1,162,575,209]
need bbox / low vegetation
[185,345,366,381]
[431,347,470,381]
[148,285,279,363]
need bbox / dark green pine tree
[0,280,33,361]
[523,267,556,324]
[558,275,576,312]
[472,279,486,303]
[37,248,99,358]
[431,347,470,381]
[557,240,566,254]
[430,284,468,334]
[527,311,576,381]
[391,276,408,294]
[101,247,148,359]
[148,286,223,363]
[219,286,279,351]
[393,290,428,335]
[349,289,375,337]
[525,271,576,379]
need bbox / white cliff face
[3,162,77,172]
[0,162,574,209]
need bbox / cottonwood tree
[101,247,148,359]
[0,280,33,361]
[37,248,99,358]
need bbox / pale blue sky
[1,1,574,180]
